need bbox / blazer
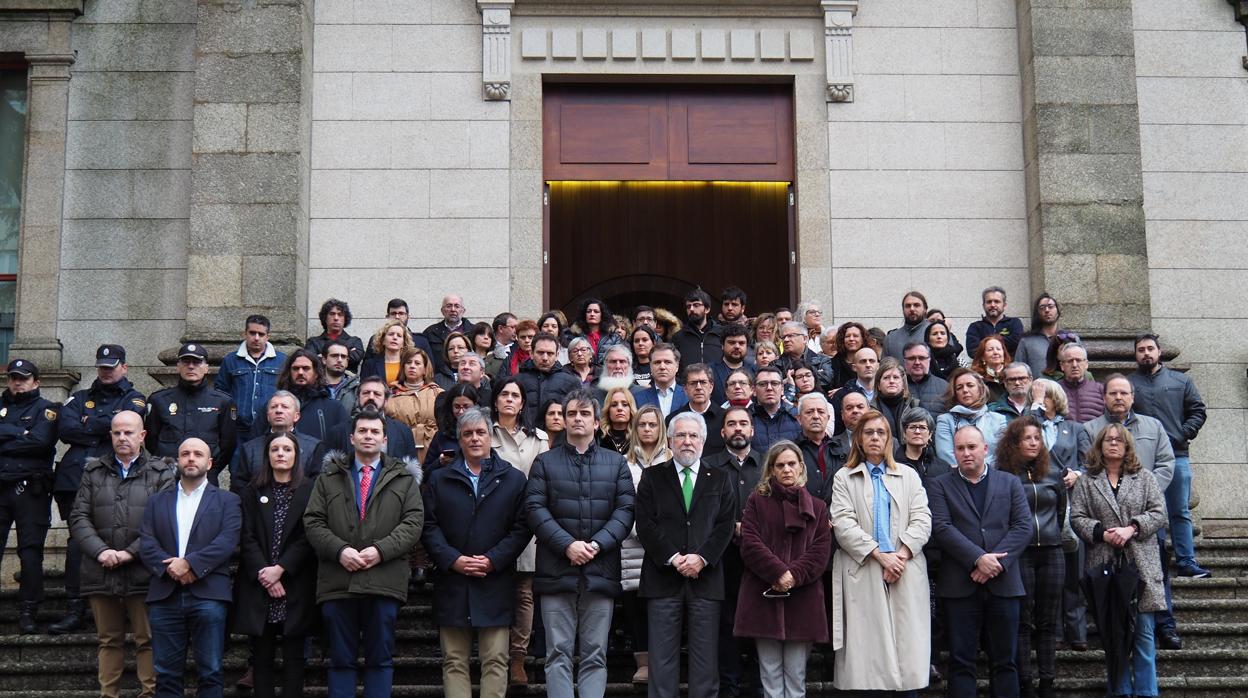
[139,483,242,603]
[635,460,737,600]
[927,468,1033,599]
[631,384,689,417]
[233,481,318,637]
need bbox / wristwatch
[588,540,601,553]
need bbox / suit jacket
[139,483,242,603]
[631,384,689,417]
[635,459,737,600]
[927,467,1033,599]
[326,415,418,460]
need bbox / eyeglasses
[756,380,782,389]
[686,379,711,387]
[1004,376,1031,383]
[861,428,888,438]
[1104,437,1125,444]
[570,347,591,354]
[725,380,750,387]
[905,424,930,433]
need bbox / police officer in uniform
[144,344,237,486]
[51,344,146,634]
[0,359,61,634]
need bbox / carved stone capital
[821,0,858,103]
[478,0,515,101]
[24,53,74,82]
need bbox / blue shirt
[462,460,482,496]
[868,461,894,553]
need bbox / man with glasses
[670,364,726,452]
[720,369,754,411]
[884,291,931,360]
[902,342,949,415]
[144,344,237,486]
[776,321,834,393]
[989,363,1046,422]
[636,411,737,698]
[750,366,800,452]
[1058,343,1104,423]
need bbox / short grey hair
[796,392,830,412]
[900,406,935,434]
[568,336,592,354]
[669,411,707,440]
[1004,361,1032,379]
[1059,342,1088,361]
[604,343,633,364]
[779,321,805,338]
[456,406,492,437]
[821,325,839,340]
[981,286,1007,302]
[268,390,302,413]
[459,352,483,370]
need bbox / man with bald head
[140,437,241,698]
[71,412,176,698]
[424,294,473,372]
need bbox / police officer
[144,344,237,486]
[51,344,146,634]
[0,359,61,634]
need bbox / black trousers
[54,491,82,599]
[0,481,51,603]
[944,590,1020,698]
[1018,546,1064,683]
[253,623,306,698]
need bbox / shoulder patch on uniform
[44,409,57,422]
[132,398,146,408]
[64,396,74,405]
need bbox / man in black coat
[672,288,724,374]
[326,376,418,460]
[515,334,580,429]
[636,411,736,698]
[0,358,61,633]
[53,344,147,633]
[423,294,472,373]
[305,298,367,372]
[928,425,1034,698]
[270,348,348,444]
[421,406,529,697]
[230,391,326,492]
[145,343,237,486]
[525,389,634,698]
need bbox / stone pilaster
[180,0,309,356]
[4,6,82,399]
[1016,0,1150,341]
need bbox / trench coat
[830,461,932,691]
[490,423,548,572]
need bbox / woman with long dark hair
[234,432,317,698]
[924,320,965,381]
[996,416,1066,698]
[540,398,566,447]
[631,325,658,388]
[422,383,480,469]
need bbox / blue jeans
[1166,456,1197,568]
[1111,611,1158,697]
[148,591,228,698]
[322,596,399,698]
[944,590,1020,698]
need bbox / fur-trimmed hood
[320,449,423,486]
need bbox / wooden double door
[542,83,797,320]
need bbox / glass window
[0,62,26,364]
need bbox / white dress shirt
[175,478,209,558]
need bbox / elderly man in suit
[635,411,737,698]
[928,425,1034,698]
[139,437,242,698]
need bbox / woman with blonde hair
[385,347,443,450]
[935,368,1009,465]
[620,405,672,684]
[598,386,637,455]
[360,318,414,386]
[734,441,831,698]
[830,411,931,695]
[1070,423,1167,698]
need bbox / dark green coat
[303,451,424,603]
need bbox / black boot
[1020,678,1036,698]
[1038,678,1055,698]
[18,602,38,635]
[48,598,86,635]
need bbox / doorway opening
[542,83,797,322]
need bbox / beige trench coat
[491,423,549,572]
[830,462,932,692]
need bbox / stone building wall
[1133,0,1248,526]
[60,1,195,394]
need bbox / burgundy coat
[1062,376,1105,424]
[733,481,832,642]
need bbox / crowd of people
[0,284,1210,698]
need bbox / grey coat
[1081,412,1175,492]
[1069,468,1169,612]
[69,451,177,596]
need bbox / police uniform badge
[44,409,57,422]
[132,398,146,409]
[0,408,7,418]
[85,400,95,409]
[169,403,178,415]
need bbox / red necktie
[359,464,374,520]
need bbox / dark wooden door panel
[544,90,669,180]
